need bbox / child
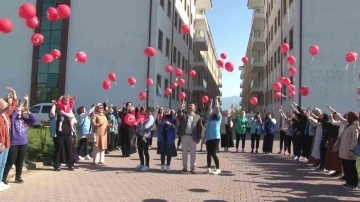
[57,95,75,132]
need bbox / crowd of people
[0,87,359,192]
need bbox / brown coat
[91,113,108,150]
[0,99,18,148]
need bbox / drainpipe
[280,0,283,107]
[146,0,153,107]
[299,0,303,106]
[168,0,176,109]
[186,0,192,107]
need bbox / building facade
[242,0,360,122]
[0,0,221,110]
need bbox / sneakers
[166,165,171,172]
[0,181,10,192]
[212,169,221,175]
[343,184,359,190]
[140,165,150,171]
[85,155,92,160]
[78,156,85,160]
[206,168,213,174]
[148,146,152,150]
[60,163,66,167]
[294,156,299,161]
[160,165,165,171]
[277,151,282,154]
[15,178,24,184]
[241,149,245,153]
[135,165,143,170]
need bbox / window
[189,37,192,50]
[289,0,293,7]
[277,10,280,26]
[265,11,268,24]
[167,0,172,19]
[271,0,273,10]
[164,79,169,98]
[274,52,277,66]
[41,105,52,113]
[185,60,188,73]
[157,29,163,52]
[270,26,273,41]
[173,46,177,63]
[182,56,185,70]
[190,14,193,24]
[174,12,178,28]
[282,0,287,17]
[186,34,188,45]
[30,106,41,113]
[270,57,273,72]
[165,38,170,57]
[178,19,182,33]
[274,18,277,33]
[160,0,164,8]
[189,64,192,74]
[289,27,293,50]
[177,51,181,66]
[156,74,162,97]
[187,5,190,17]
[184,0,187,11]
[172,85,175,100]
[277,47,281,63]
[176,86,180,101]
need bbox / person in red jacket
[57,95,75,132]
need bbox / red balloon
[144,47,156,57]
[217,60,224,67]
[279,77,285,83]
[189,70,196,78]
[42,54,53,63]
[175,68,183,77]
[108,72,116,82]
[345,52,357,63]
[225,62,234,72]
[102,80,111,90]
[178,79,185,86]
[286,55,296,65]
[171,82,178,89]
[180,24,190,34]
[0,18,13,34]
[164,88,172,95]
[274,92,282,99]
[273,82,282,92]
[309,45,319,56]
[202,96,209,104]
[18,3,36,19]
[75,51,87,63]
[25,16,39,29]
[250,97,258,106]
[283,78,291,86]
[299,86,309,96]
[288,84,295,91]
[179,92,186,100]
[280,43,290,53]
[165,65,173,73]
[220,53,227,59]
[288,90,295,98]
[146,78,153,86]
[30,33,44,45]
[46,7,59,21]
[139,92,147,100]
[57,4,71,19]
[242,56,248,64]
[124,113,136,126]
[289,67,296,76]
[128,77,136,86]
[351,52,358,60]
[50,49,61,59]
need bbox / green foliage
[26,127,53,162]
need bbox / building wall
[0,0,37,96]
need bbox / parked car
[29,103,53,126]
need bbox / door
[29,105,41,126]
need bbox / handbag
[87,133,96,143]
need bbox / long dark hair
[347,111,359,126]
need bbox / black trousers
[251,134,260,150]
[53,133,74,169]
[3,144,28,180]
[206,139,220,169]
[107,132,115,151]
[284,135,292,154]
[319,142,327,168]
[301,135,313,159]
[177,136,181,147]
[137,138,149,167]
[293,135,303,157]
[120,127,131,156]
[235,133,246,149]
[342,159,358,186]
[77,138,88,156]
[279,130,286,151]
[53,138,66,164]
[263,134,274,153]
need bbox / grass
[26,127,53,162]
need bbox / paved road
[1,138,360,202]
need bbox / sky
[206,0,252,98]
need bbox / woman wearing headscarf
[220,110,234,151]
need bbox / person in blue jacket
[205,96,222,175]
[250,113,263,154]
[263,112,277,154]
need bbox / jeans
[77,138,88,156]
[0,148,9,180]
[137,138,149,167]
[250,134,260,150]
[279,130,286,151]
[3,144,28,180]
[206,139,220,169]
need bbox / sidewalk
[0,138,359,202]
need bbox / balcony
[250,80,265,94]
[240,83,243,88]
[194,54,207,70]
[194,31,208,51]
[194,9,208,31]
[250,54,265,73]
[240,92,243,97]
[251,8,264,30]
[247,0,264,9]
[193,79,207,93]
[250,30,265,51]
[240,72,244,79]
[195,0,212,10]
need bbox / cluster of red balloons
[102,72,117,90]
[216,52,235,72]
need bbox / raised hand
[23,95,28,100]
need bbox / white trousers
[92,144,105,164]
[181,135,197,170]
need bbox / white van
[29,103,53,126]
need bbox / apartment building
[242,0,360,121]
[0,0,221,109]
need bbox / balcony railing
[196,9,206,15]
[194,30,209,43]
[194,54,208,64]
[251,30,264,39]
[194,79,207,88]
[254,7,264,14]
[251,80,263,88]
[251,54,264,64]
